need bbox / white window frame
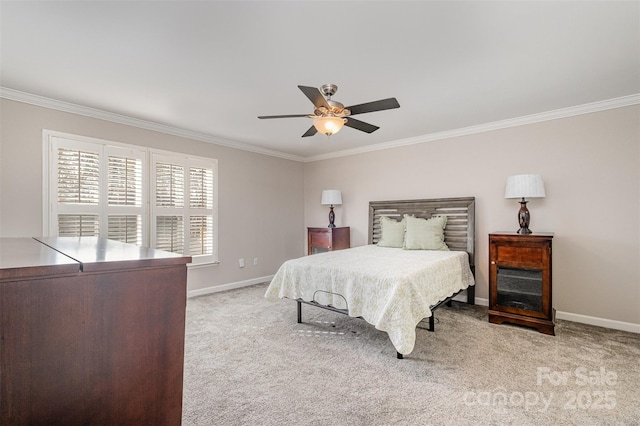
[150,153,218,264]
[42,130,218,265]
[47,136,148,242]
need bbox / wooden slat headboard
[368,197,475,267]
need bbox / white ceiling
[1,1,639,160]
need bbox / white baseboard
[187,275,274,298]
[555,310,640,334]
[451,291,639,334]
[474,297,489,306]
[451,291,488,306]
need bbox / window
[151,154,215,257]
[44,131,218,264]
[50,138,146,244]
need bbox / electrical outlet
[238,258,245,268]
[253,257,258,266]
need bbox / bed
[265,197,476,358]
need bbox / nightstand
[488,232,555,335]
[307,227,350,255]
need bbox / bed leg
[467,286,476,305]
[429,315,435,332]
[297,300,302,323]
[397,352,403,359]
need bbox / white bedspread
[265,245,475,355]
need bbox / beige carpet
[182,283,640,425]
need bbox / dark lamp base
[328,205,336,228]
[516,198,532,234]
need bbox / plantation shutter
[50,137,147,243]
[156,215,184,253]
[106,150,145,245]
[52,139,102,236]
[151,154,217,261]
[108,155,142,206]
[156,163,184,208]
[154,161,184,254]
[189,166,214,255]
[57,148,100,205]
[58,214,100,237]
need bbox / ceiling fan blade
[302,126,318,137]
[258,114,309,119]
[346,98,400,116]
[298,85,330,109]
[345,117,380,133]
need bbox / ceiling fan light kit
[313,116,347,136]
[258,84,400,138]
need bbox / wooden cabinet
[0,237,191,425]
[488,232,554,335]
[307,227,350,255]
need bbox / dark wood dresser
[307,227,350,255]
[0,237,191,425]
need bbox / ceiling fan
[258,84,400,137]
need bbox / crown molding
[2,87,637,164]
[0,87,305,162]
[303,93,640,162]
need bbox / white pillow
[403,214,449,250]
[377,216,405,248]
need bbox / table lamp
[321,190,342,228]
[504,174,546,234]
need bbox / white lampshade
[321,190,342,206]
[313,116,346,136]
[505,174,546,199]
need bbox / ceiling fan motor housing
[315,100,350,118]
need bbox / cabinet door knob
[491,261,496,264]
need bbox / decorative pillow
[403,214,449,251]
[377,216,405,248]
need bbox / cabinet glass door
[309,231,330,255]
[496,266,543,313]
[310,246,329,254]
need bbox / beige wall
[2,98,639,327]
[304,106,640,326]
[0,99,305,292]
